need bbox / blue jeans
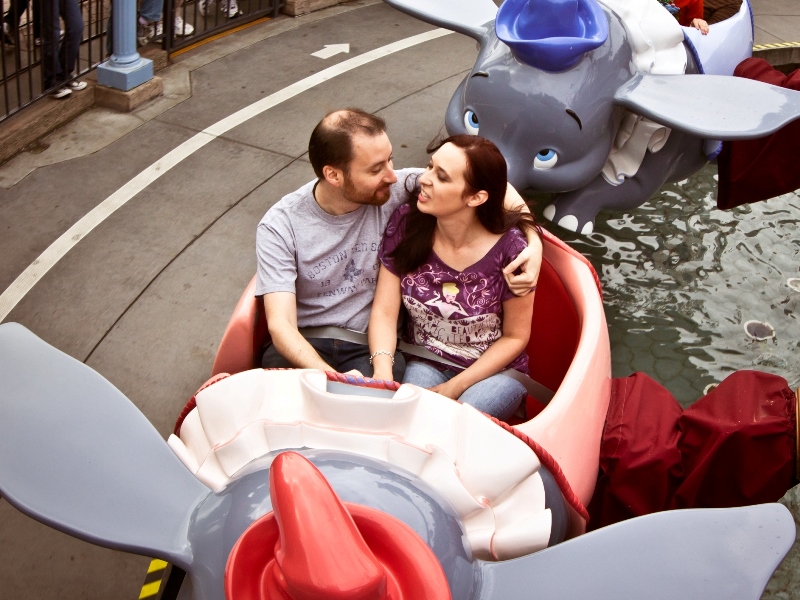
[261,338,406,382]
[402,360,526,421]
[41,0,83,88]
[138,0,163,22]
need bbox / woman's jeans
[403,360,527,421]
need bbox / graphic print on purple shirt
[379,204,530,374]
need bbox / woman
[368,135,540,420]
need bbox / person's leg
[4,0,29,32]
[138,0,162,23]
[171,0,193,36]
[39,0,61,89]
[59,0,83,80]
[391,351,406,382]
[401,360,450,389]
[135,0,162,45]
[32,0,40,39]
[458,374,527,421]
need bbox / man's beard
[342,174,392,206]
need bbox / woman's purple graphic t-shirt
[379,204,529,374]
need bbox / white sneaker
[197,0,211,17]
[51,86,71,99]
[155,19,163,38]
[68,80,87,91]
[174,15,194,36]
[220,0,239,18]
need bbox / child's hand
[691,18,709,34]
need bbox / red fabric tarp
[589,370,796,530]
[717,59,800,210]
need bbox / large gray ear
[0,323,210,569]
[383,0,496,41]
[478,504,795,600]
[615,73,800,140]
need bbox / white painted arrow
[311,44,350,59]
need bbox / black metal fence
[1,0,283,123]
[1,0,109,121]
[162,0,282,54]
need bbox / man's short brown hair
[308,109,387,179]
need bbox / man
[256,108,541,379]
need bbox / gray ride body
[182,449,476,600]
[0,322,796,600]
[444,14,706,230]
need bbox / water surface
[533,163,800,407]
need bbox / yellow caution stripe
[753,41,800,51]
[170,16,271,57]
[139,559,168,599]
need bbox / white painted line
[0,28,452,323]
[311,43,350,59]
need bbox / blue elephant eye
[534,149,558,170]
[463,110,479,135]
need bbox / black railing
[162,0,282,55]
[0,0,283,123]
[1,0,109,122]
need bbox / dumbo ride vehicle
[0,225,795,599]
[383,0,800,234]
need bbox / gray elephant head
[444,20,634,193]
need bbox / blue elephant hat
[495,0,609,72]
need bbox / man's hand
[504,243,541,296]
[263,292,333,371]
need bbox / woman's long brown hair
[389,135,540,275]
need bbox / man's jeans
[402,360,526,421]
[261,338,406,382]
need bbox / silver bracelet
[369,350,394,365]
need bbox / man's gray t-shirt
[256,168,421,333]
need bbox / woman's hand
[368,265,402,381]
[503,243,541,296]
[430,380,464,400]
[371,363,394,382]
[691,18,709,34]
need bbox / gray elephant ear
[478,504,795,599]
[0,323,210,569]
[383,0,496,41]
[615,73,800,140]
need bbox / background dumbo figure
[384,0,800,234]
